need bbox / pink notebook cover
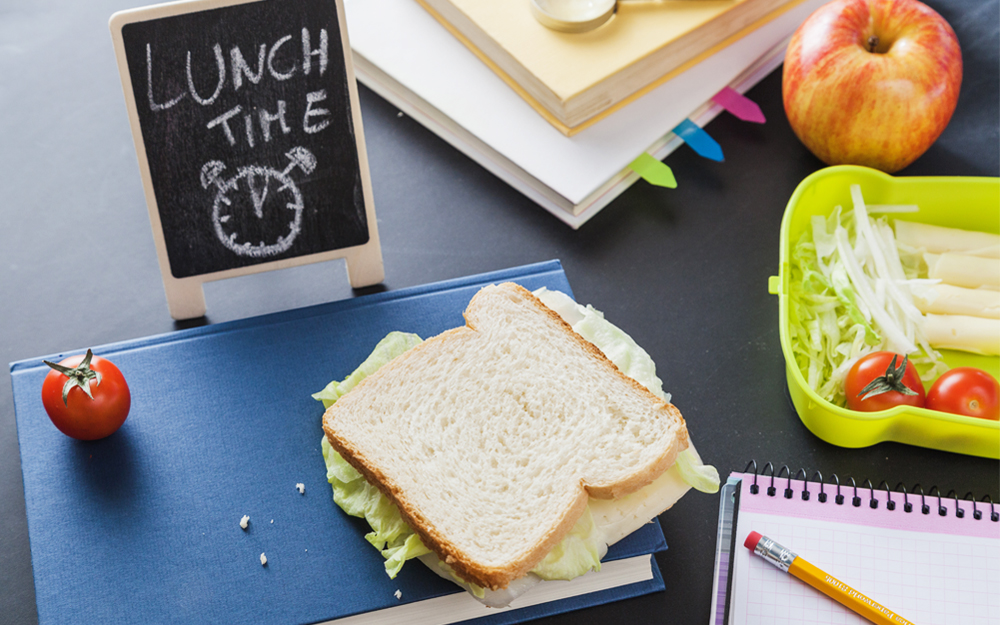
[727,471,1000,625]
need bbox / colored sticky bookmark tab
[629,153,677,188]
[711,86,766,123]
[672,119,724,162]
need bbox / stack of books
[345,0,827,227]
[417,0,801,133]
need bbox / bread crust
[323,283,688,590]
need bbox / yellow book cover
[418,0,800,132]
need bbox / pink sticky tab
[711,87,766,124]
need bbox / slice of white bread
[323,283,689,590]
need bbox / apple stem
[867,35,880,53]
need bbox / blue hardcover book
[11,260,668,625]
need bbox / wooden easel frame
[110,0,383,320]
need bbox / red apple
[782,0,962,173]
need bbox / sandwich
[314,282,718,607]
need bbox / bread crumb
[394,590,402,600]
[260,553,267,566]
[240,515,250,530]
[296,483,305,494]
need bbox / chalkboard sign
[110,0,383,319]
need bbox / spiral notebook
[711,464,1000,625]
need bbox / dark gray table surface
[2,1,997,623]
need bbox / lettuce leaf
[317,331,430,579]
[531,505,603,580]
[321,436,430,578]
[675,449,720,494]
[312,331,423,409]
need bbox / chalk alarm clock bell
[109,0,383,320]
[200,146,317,259]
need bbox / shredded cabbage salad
[789,185,947,406]
[313,290,719,584]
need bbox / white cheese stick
[914,284,1000,319]
[896,220,1000,258]
[924,253,1000,289]
[923,314,1000,356]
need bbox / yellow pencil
[744,531,915,625]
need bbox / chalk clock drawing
[200,146,317,258]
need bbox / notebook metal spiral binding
[741,460,999,522]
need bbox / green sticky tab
[629,153,677,188]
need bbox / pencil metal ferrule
[753,535,797,572]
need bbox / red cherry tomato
[844,352,925,412]
[41,350,131,440]
[926,368,1000,421]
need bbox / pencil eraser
[744,531,762,551]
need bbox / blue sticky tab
[673,119,724,162]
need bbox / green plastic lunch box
[770,165,1000,458]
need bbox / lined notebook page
[728,472,1000,625]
